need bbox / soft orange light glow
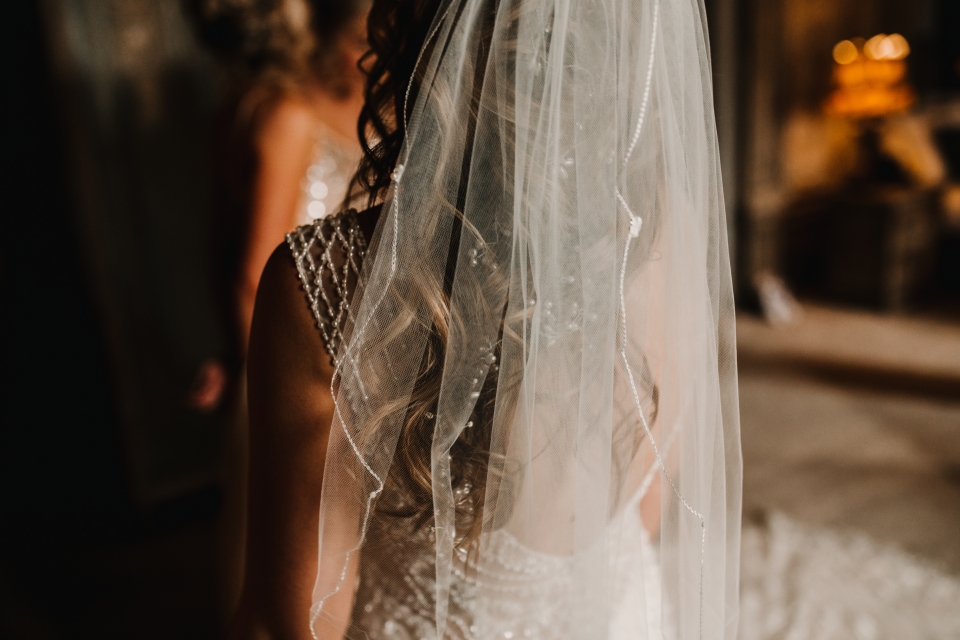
[825,34,914,118]
[864,34,887,60]
[864,33,910,61]
[887,34,910,60]
[943,185,960,222]
[833,40,858,65]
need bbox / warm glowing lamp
[833,40,858,65]
[824,33,915,118]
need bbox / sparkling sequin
[307,200,326,219]
[298,127,361,224]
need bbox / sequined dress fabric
[738,513,960,640]
[286,211,662,640]
[296,126,363,225]
[351,507,662,640]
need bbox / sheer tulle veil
[312,0,741,637]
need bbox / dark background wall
[1,0,132,560]
[738,0,960,310]
[1,1,221,637]
[41,0,225,504]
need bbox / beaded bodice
[287,209,368,366]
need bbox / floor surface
[738,305,960,576]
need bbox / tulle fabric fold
[311,0,740,637]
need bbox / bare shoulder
[254,92,321,145]
[255,241,306,317]
[238,241,337,639]
[251,242,312,345]
[248,242,334,422]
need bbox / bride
[231,0,741,638]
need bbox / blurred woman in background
[185,0,369,620]
[187,0,368,405]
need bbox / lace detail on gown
[286,209,367,366]
[351,508,662,640]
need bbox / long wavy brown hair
[349,0,658,549]
[347,0,446,207]
[348,0,513,547]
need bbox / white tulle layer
[311,0,741,637]
[740,513,960,640]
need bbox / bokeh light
[864,33,910,61]
[833,40,858,65]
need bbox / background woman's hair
[184,0,367,89]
